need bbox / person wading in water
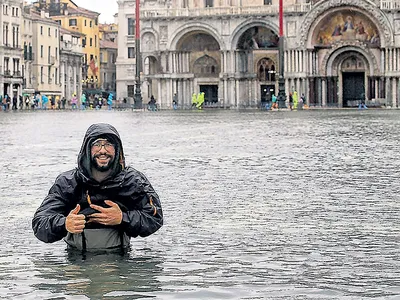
[32,123,163,252]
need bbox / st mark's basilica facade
[116,0,400,109]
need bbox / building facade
[0,0,24,100]
[100,39,117,93]
[37,0,101,92]
[30,9,62,99]
[21,9,35,97]
[116,0,400,109]
[60,28,83,100]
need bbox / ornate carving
[160,25,168,44]
[142,32,156,52]
[298,0,392,48]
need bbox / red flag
[89,58,98,76]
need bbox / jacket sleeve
[120,172,163,238]
[32,175,73,243]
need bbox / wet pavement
[0,109,399,299]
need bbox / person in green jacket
[292,90,298,110]
[196,92,205,110]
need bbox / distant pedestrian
[61,97,66,109]
[196,92,205,110]
[271,93,278,109]
[19,95,23,110]
[172,93,178,110]
[191,93,197,109]
[292,90,298,110]
[50,96,56,109]
[12,95,18,110]
[25,96,30,109]
[81,94,87,110]
[71,94,78,110]
[30,96,35,110]
[289,93,293,110]
[107,93,113,110]
[1,95,6,111]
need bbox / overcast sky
[72,0,118,23]
[29,0,118,23]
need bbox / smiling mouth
[95,155,111,163]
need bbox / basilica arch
[299,0,393,48]
[288,3,394,107]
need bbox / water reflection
[31,251,163,299]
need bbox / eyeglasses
[91,141,114,152]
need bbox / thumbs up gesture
[65,204,86,234]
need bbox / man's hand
[87,200,122,226]
[65,204,86,233]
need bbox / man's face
[90,138,116,171]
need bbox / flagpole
[277,0,286,108]
[134,0,142,109]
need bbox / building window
[263,0,272,4]
[69,19,77,26]
[84,19,87,26]
[55,29,57,37]
[48,27,51,36]
[90,38,92,47]
[90,20,92,27]
[48,46,51,64]
[128,47,135,58]
[55,47,58,60]
[95,35,97,47]
[12,7,14,16]
[205,0,213,7]
[4,57,9,72]
[128,18,134,35]
[55,68,58,84]
[41,45,43,57]
[48,66,51,83]
[40,26,43,35]
[100,52,104,63]
[3,24,8,45]
[41,66,43,83]
[128,85,135,97]
[12,26,16,47]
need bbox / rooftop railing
[141,3,311,18]
[380,0,400,9]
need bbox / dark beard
[91,155,114,171]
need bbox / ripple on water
[0,110,399,299]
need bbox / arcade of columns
[140,1,400,109]
[60,56,82,99]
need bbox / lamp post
[277,0,286,108]
[133,0,142,109]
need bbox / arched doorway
[309,8,381,107]
[341,55,366,107]
[143,56,159,101]
[177,31,221,106]
[257,57,276,104]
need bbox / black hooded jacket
[32,123,163,245]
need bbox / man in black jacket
[32,123,163,251]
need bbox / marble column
[321,78,326,107]
[392,77,397,108]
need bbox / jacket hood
[77,123,126,182]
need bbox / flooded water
[0,109,399,299]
